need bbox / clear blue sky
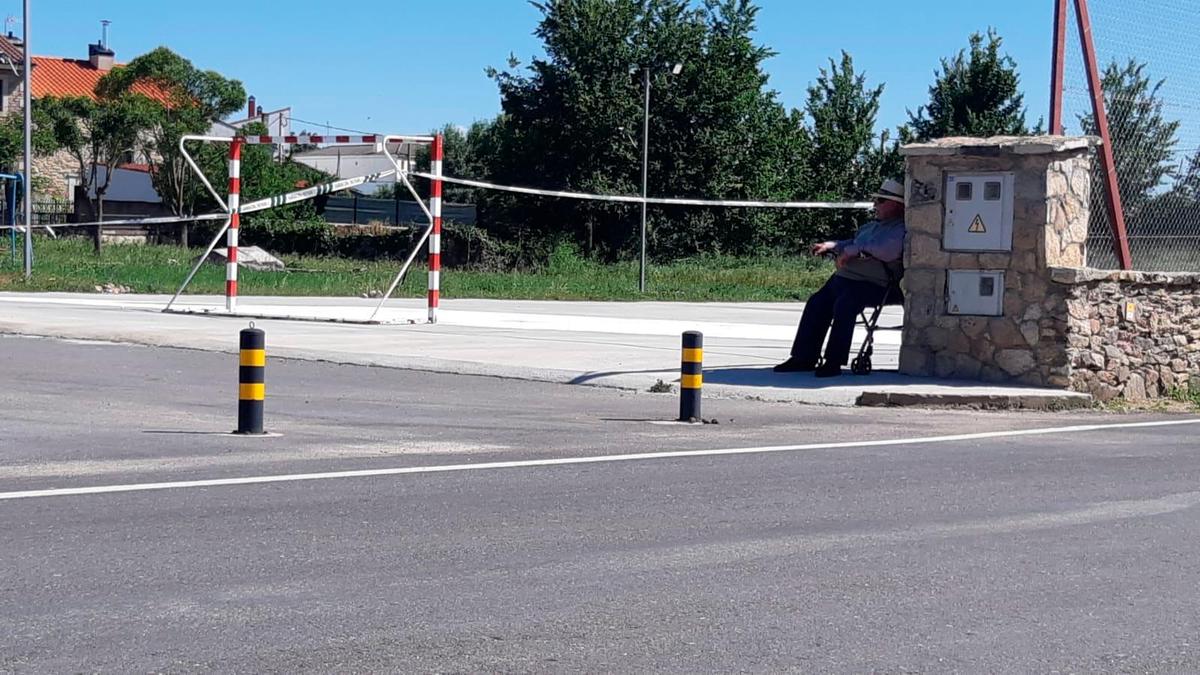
[13,0,1056,136]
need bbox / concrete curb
[856,391,1094,410]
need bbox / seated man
[775,178,906,378]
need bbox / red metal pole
[1050,0,1068,135]
[1074,0,1133,270]
[428,134,444,323]
[226,137,243,310]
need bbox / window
[984,181,1002,201]
[956,182,973,201]
[0,79,5,112]
[64,174,80,204]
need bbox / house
[209,95,292,160]
[292,142,423,195]
[0,32,171,204]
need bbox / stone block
[1067,334,1091,350]
[1045,169,1069,199]
[1102,345,1125,364]
[979,253,1012,269]
[1145,370,1161,398]
[972,337,996,363]
[1021,321,1041,347]
[1018,371,1047,387]
[980,365,1009,383]
[909,232,949,267]
[934,352,958,379]
[899,346,932,376]
[1160,369,1177,392]
[1005,294,1027,317]
[1088,381,1120,403]
[949,252,980,268]
[1022,276,1050,303]
[923,327,951,351]
[904,205,943,235]
[953,354,983,379]
[935,316,961,331]
[1124,374,1147,402]
[904,297,938,329]
[948,331,972,354]
[996,349,1037,376]
[961,317,988,339]
[202,246,286,272]
[902,270,939,297]
[1012,251,1040,274]
[990,318,1028,349]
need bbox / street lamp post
[22,0,31,280]
[637,62,682,294]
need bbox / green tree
[904,30,1034,142]
[1078,60,1183,268]
[96,47,246,220]
[803,51,900,241]
[1080,60,1180,219]
[0,110,56,175]
[35,94,157,252]
[387,119,500,204]
[483,0,808,263]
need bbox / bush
[188,215,522,269]
[243,217,336,256]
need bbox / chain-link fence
[1061,0,1200,271]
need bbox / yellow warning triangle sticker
[968,214,987,233]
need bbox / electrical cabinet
[943,173,1015,252]
[947,270,1005,316]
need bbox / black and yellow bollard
[679,331,703,422]
[237,324,266,435]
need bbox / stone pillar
[898,136,1096,386]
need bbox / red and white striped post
[226,137,244,311]
[428,133,444,323]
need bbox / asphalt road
[2,336,1199,672]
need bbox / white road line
[2,418,1198,501]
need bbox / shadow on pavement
[703,366,1006,391]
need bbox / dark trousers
[790,275,888,367]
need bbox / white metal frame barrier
[163,133,443,324]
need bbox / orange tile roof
[30,56,172,103]
[0,36,21,63]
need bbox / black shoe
[773,357,817,373]
[815,363,843,378]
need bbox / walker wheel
[851,357,872,375]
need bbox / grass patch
[0,237,832,302]
[1170,387,1200,411]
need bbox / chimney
[89,20,114,71]
[89,43,114,71]
[248,95,256,120]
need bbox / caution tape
[2,212,230,232]
[408,171,872,210]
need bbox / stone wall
[900,136,1094,386]
[1054,267,1200,401]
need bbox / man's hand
[810,241,837,257]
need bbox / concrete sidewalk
[0,293,1091,408]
